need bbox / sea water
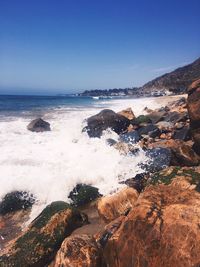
[0,94,165,220]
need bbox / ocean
[0,94,167,221]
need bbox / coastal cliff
[141,57,200,94]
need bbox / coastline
[1,87,200,266]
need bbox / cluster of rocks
[82,92,199,172]
[1,79,200,266]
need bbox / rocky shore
[1,79,200,267]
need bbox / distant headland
[79,57,200,97]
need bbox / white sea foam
[0,96,166,220]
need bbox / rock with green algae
[132,114,151,125]
[68,184,101,207]
[0,201,88,267]
[148,166,200,192]
[0,191,35,215]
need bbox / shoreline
[1,87,200,266]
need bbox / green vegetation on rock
[0,201,88,267]
[134,115,151,124]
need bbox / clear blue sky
[0,0,199,94]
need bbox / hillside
[142,57,200,93]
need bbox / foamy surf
[0,96,166,220]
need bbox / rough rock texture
[117,107,135,120]
[164,111,188,123]
[148,111,167,124]
[137,124,160,138]
[173,126,190,141]
[133,115,151,124]
[113,141,139,155]
[27,118,51,132]
[103,173,200,267]
[97,188,139,223]
[0,201,88,267]
[143,147,172,172]
[0,191,35,215]
[53,235,103,267]
[0,209,31,250]
[68,184,101,207]
[188,78,200,155]
[150,139,199,166]
[119,131,140,144]
[83,109,130,138]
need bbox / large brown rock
[102,172,200,267]
[188,79,200,154]
[97,187,139,223]
[53,235,103,267]
[188,78,200,94]
[0,201,88,267]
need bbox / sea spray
[0,96,169,220]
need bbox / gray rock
[173,126,191,141]
[141,147,172,172]
[27,118,51,132]
[119,131,140,144]
[138,124,161,138]
[148,111,167,124]
[164,111,188,123]
[83,109,130,138]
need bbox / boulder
[102,175,200,267]
[173,126,190,141]
[0,209,31,250]
[142,147,172,172]
[119,130,140,144]
[147,167,200,188]
[0,191,35,215]
[83,109,130,138]
[123,173,147,193]
[137,124,161,138]
[132,115,151,125]
[96,215,125,248]
[188,78,200,94]
[117,107,135,120]
[148,111,167,124]
[150,140,199,166]
[97,187,139,223]
[188,79,200,155]
[68,184,101,207]
[27,118,51,132]
[164,111,188,123]
[192,128,200,155]
[54,235,103,267]
[156,121,174,131]
[0,201,88,267]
